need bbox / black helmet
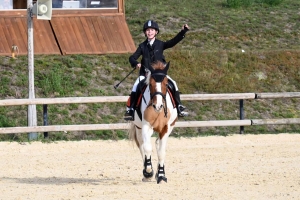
[143,20,159,33]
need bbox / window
[0,0,13,10]
[52,0,118,9]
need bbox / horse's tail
[128,122,139,147]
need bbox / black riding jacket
[129,29,188,76]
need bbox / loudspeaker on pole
[32,0,52,20]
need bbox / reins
[144,61,170,118]
[149,76,168,118]
[150,91,168,117]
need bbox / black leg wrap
[155,164,167,184]
[143,156,154,178]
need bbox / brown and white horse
[128,61,178,184]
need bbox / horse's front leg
[155,136,168,184]
[155,127,173,184]
[141,123,154,182]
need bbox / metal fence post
[239,99,244,134]
[43,104,48,138]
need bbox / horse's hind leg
[135,127,145,159]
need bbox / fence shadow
[1,176,115,185]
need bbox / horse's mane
[145,61,166,85]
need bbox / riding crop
[114,67,136,89]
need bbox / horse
[128,61,178,184]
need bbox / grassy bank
[1,0,300,141]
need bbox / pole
[43,104,48,138]
[239,99,244,134]
[27,0,38,140]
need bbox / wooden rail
[0,93,256,106]
[0,92,300,135]
[1,118,300,134]
[2,92,300,106]
[0,120,253,134]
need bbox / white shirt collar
[148,38,155,46]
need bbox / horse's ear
[163,61,170,74]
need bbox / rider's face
[145,28,158,40]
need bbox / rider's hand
[136,63,141,69]
[182,24,189,31]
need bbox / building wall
[0,0,135,56]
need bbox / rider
[125,20,189,119]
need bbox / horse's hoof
[143,169,154,178]
[156,176,167,184]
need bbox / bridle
[149,72,168,118]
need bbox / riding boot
[125,91,137,119]
[174,91,188,117]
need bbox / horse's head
[146,61,170,113]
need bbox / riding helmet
[143,20,159,33]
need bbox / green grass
[1,0,300,141]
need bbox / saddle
[135,79,176,120]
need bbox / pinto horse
[128,61,178,184]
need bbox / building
[0,0,136,55]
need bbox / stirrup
[178,111,188,117]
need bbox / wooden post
[27,0,38,140]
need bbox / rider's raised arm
[163,25,189,50]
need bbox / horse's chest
[144,107,170,134]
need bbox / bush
[227,0,283,8]
[262,0,284,6]
[227,0,242,8]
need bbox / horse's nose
[152,104,163,112]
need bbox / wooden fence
[1,92,300,135]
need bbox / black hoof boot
[143,156,154,179]
[155,164,167,184]
[143,169,154,179]
[156,176,167,184]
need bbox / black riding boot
[124,91,137,119]
[174,91,188,117]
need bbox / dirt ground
[0,133,300,200]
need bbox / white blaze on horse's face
[149,76,168,112]
[154,82,163,111]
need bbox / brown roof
[0,8,136,56]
